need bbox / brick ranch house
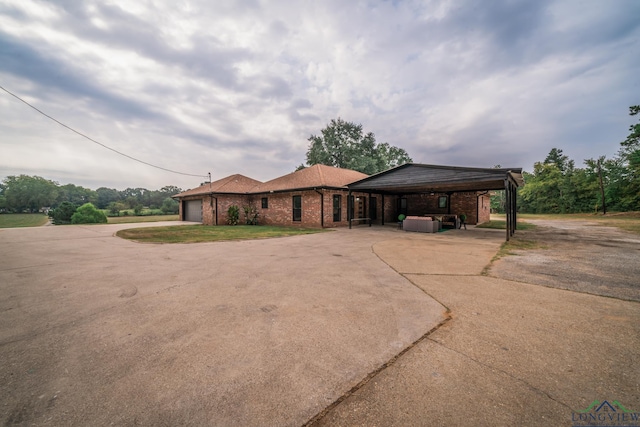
[174,164,369,228]
[173,163,523,229]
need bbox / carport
[347,164,524,241]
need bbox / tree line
[2,107,638,218]
[493,106,639,214]
[0,176,182,216]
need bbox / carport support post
[368,191,373,226]
[504,176,518,241]
[511,182,517,237]
[381,194,385,226]
[505,178,511,242]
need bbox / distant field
[107,214,179,224]
[0,213,49,228]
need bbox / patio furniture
[398,214,406,229]
[403,216,438,233]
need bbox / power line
[0,85,208,178]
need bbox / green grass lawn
[509,212,640,235]
[107,214,179,224]
[476,220,537,230]
[116,224,329,243]
[0,213,49,228]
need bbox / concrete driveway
[314,222,640,426]
[2,221,639,426]
[0,223,445,426]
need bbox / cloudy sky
[1,0,638,191]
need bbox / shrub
[161,197,179,214]
[107,202,126,217]
[51,202,77,224]
[133,204,143,216]
[227,205,240,225]
[243,205,259,225]
[71,203,108,224]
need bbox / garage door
[184,200,202,223]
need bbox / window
[261,197,268,209]
[292,195,302,221]
[439,196,448,209]
[333,195,342,222]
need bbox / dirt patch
[488,219,640,301]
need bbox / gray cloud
[1,0,639,190]
[0,34,163,121]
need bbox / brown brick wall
[405,194,446,216]
[216,194,254,225]
[256,191,316,227]
[180,194,251,225]
[477,193,491,224]
[384,193,487,225]
[450,193,476,224]
[180,190,489,227]
[256,190,373,228]
[383,195,398,223]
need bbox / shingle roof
[173,174,262,197]
[174,165,368,198]
[250,164,369,193]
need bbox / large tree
[0,182,6,211]
[95,187,122,209]
[57,183,97,206]
[615,105,640,210]
[148,185,183,209]
[621,105,640,152]
[518,148,598,214]
[304,118,412,174]
[2,175,59,212]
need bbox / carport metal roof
[347,163,524,194]
[347,163,524,241]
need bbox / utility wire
[0,85,208,178]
